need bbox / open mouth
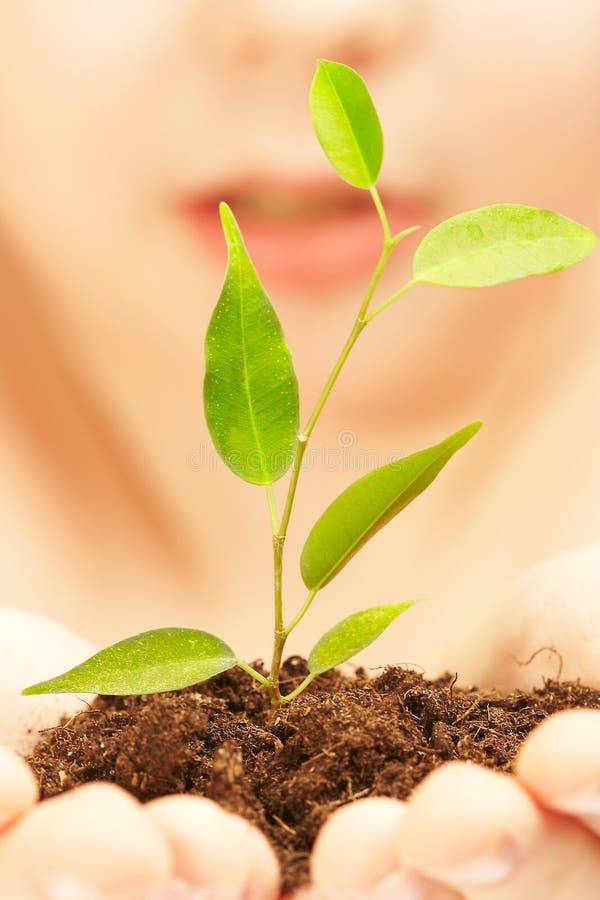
[182,175,427,292]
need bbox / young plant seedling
[24,60,597,711]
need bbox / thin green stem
[266,488,285,707]
[266,185,416,708]
[278,434,307,539]
[282,673,317,704]
[280,191,395,529]
[369,185,392,244]
[284,187,396,527]
[266,545,285,707]
[390,224,422,247]
[271,312,369,661]
[236,660,271,686]
[284,588,318,637]
[303,315,367,439]
[365,279,417,323]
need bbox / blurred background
[0,1,599,675]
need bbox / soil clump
[27,657,600,894]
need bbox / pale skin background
[1,1,600,898]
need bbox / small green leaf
[310,59,383,189]
[413,204,597,287]
[301,421,481,591]
[22,628,237,695]
[204,202,299,485]
[308,601,422,675]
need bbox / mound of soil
[27,657,600,894]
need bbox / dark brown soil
[27,657,600,895]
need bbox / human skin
[1,2,600,898]
[3,545,600,898]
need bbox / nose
[215,0,422,75]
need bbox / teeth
[234,192,353,218]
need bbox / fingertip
[146,794,280,899]
[2,782,172,892]
[0,744,38,829]
[396,762,541,876]
[310,797,407,894]
[517,709,600,819]
[243,822,280,900]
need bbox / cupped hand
[301,544,600,899]
[0,607,280,900]
[5,543,600,899]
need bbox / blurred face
[0,1,599,418]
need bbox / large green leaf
[301,421,481,591]
[413,205,597,288]
[204,203,299,485]
[310,59,383,189]
[308,601,422,675]
[22,628,237,695]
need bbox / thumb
[0,607,97,755]
[443,543,600,691]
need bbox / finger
[0,782,172,899]
[397,761,600,899]
[146,794,280,900]
[444,545,600,691]
[516,708,600,834]
[0,607,97,755]
[309,797,460,899]
[0,743,38,831]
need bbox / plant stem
[265,185,416,706]
[264,484,285,706]
[390,224,422,247]
[365,279,417,322]
[283,187,396,529]
[266,529,286,708]
[370,185,392,244]
[235,660,271,686]
[284,588,318,637]
[304,315,368,438]
[282,673,317,704]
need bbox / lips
[182,174,427,292]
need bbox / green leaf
[413,204,597,288]
[204,202,299,485]
[22,628,237,695]
[308,601,422,675]
[310,59,383,189]
[301,421,481,591]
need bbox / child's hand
[0,608,280,900]
[302,545,600,899]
